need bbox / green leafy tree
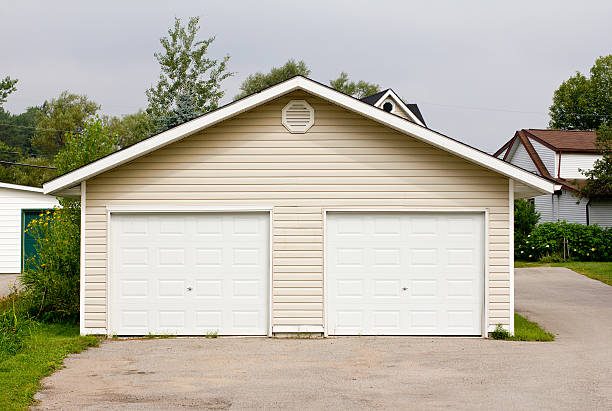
[105,110,155,148]
[0,106,41,154]
[577,124,612,199]
[549,55,612,130]
[234,59,310,100]
[54,116,117,176]
[514,199,540,258]
[146,16,232,131]
[0,76,18,107]
[33,91,100,156]
[329,72,381,98]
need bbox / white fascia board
[43,76,554,195]
[0,182,44,193]
[373,89,425,127]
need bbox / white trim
[483,208,489,338]
[82,327,107,335]
[268,208,273,337]
[79,182,86,335]
[373,89,425,126]
[0,182,44,193]
[106,207,111,336]
[322,207,328,337]
[509,179,515,335]
[43,77,555,196]
[273,325,324,333]
[323,208,488,337]
[105,207,273,337]
[107,205,273,213]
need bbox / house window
[382,102,393,112]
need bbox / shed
[43,77,554,337]
[0,182,59,273]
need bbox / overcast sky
[2,1,611,153]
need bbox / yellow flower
[591,248,595,251]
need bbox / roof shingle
[523,129,598,152]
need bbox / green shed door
[22,209,54,271]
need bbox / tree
[577,124,612,200]
[329,72,381,98]
[0,76,18,107]
[54,116,118,214]
[155,92,201,132]
[54,116,117,176]
[105,110,155,148]
[146,16,232,131]
[32,91,100,156]
[0,106,41,154]
[234,59,310,100]
[549,55,612,130]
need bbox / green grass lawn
[492,314,555,341]
[515,261,612,286]
[0,323,98,410]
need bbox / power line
[0,121,80,134]
[0,160,55,169]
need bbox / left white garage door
[110,212,269,336]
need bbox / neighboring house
[495,129,611,228]
[43,76,553,337]
[0,182,59,273]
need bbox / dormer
[360,89,426,127]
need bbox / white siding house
[495,129,610,228]
[0,183,59,273]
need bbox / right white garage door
[327,212,484,336]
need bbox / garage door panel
[328,212,483,336]
[111,212,269,335]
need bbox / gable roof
[43,76,554,196]
[494,129,597,192]
[496,129,598,157]
[360,89,426,126]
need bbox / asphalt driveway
[34,267,612,410]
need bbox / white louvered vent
[282,100,314,133]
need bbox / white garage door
[327,212,484,336]
[110,212,269,336]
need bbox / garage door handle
[402,287,408,291]
[187,287,192,291]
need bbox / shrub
[516,221,612,261]
[490,324,511,340]
[20,208,80,322]
[514,199,540,252]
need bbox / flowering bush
[20,208,80,322]
[516,221,612,261]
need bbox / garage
[42,77,555,336]
[110,212,270,336]
[327,212,484,336]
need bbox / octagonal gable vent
[282,100,314,133]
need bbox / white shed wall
[0,188,59,273]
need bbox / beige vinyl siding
[84,90,510,330]
[380,97,411,120]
